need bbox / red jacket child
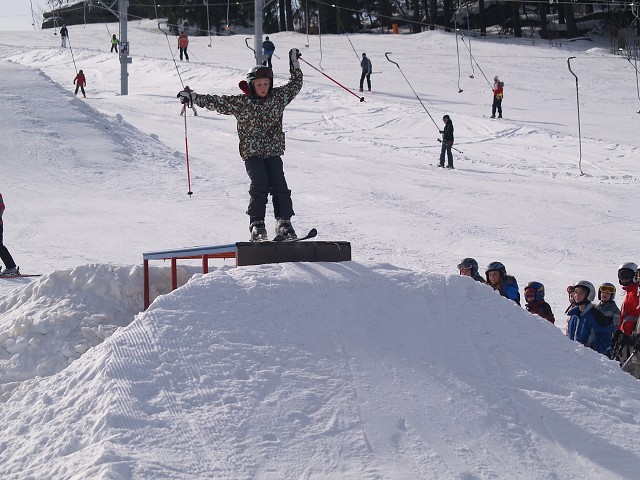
[73,70,87,98]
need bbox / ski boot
[0,266,20,277]
[250,220,268,242]
[275,218,297,240]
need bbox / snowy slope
[1,20,640,479]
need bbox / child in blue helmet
[523,281,555,324]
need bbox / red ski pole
[298,58,365,103]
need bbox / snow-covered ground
[1,20,640,479]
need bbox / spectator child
[485,261,520,305]
[524,281,555,323]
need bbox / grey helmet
[573,280,595,303]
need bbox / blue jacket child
[566,280,614,356]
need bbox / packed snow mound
[2,262,640,479]
[0,264,198,396]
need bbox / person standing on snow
[0,193,19,277]
[523,281,556,324]
[178,31,189,61]
[359,53,372,93]
[485,261,520,305]
[262,36,275,69]
[60,24,68,48]
[566,280,614,357]
[438,115,455,169]
[110,34,120,53]
[74,70,87,98]
[177,49,304,242]
[611,263,640,371]
[491,75,503,118]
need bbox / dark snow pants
[244,155,294,223]
[0,225,16,270]
[492,97,502,117]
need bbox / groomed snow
[1,20,640,479]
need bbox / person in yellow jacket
[110,34,120,53]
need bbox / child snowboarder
[74,70,86,98]
[523,281,556,323]
[177,48,304,241]
[0,193,19,276]
[111,34,120,53]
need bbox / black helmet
[618,262,638,286]
[246,65,273,95]
[457,258,479,276]
[485,261,506,276]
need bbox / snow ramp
[1,262,640,479]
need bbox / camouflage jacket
[194,68,303,160]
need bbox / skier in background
[177,49,304,242]
[0,193,19,277]
[60,24,68,48]
[110,34,120,53]
[74,70,86,98]
[491,75,503,118]
[359,53,372,92]
[262,36,275,68]
[438,114,454,169]
[178,31,189,61]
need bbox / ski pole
[437,138,464,154]
[385,52,439,131]
[567,57,585,176]
[298,57,365,102]
[182,102,194,197]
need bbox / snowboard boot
[250,220,268,242]
[275,218,297,240]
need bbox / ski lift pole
[298,57,365,102]
[567,57,584,176]
[385,52,440,131]
[183,103,194,197]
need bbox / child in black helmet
[485,261,520,305]
[178,49,304,241]
[457,257,485,283]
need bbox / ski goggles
[599,284,616,294]
[618,269,636,281]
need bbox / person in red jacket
[523,281,556,324]
[178,31,189,62]
[0,193,19,276]
[74,70,86,98]
[491,75,503,119]
[618,262,639,335]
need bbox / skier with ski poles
[438,115,455,169]
[177,49,304,241]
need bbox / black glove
[177,88,197,105]
[439,130,444,134]
[289,48,301,72]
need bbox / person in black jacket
[438,114,454,169]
